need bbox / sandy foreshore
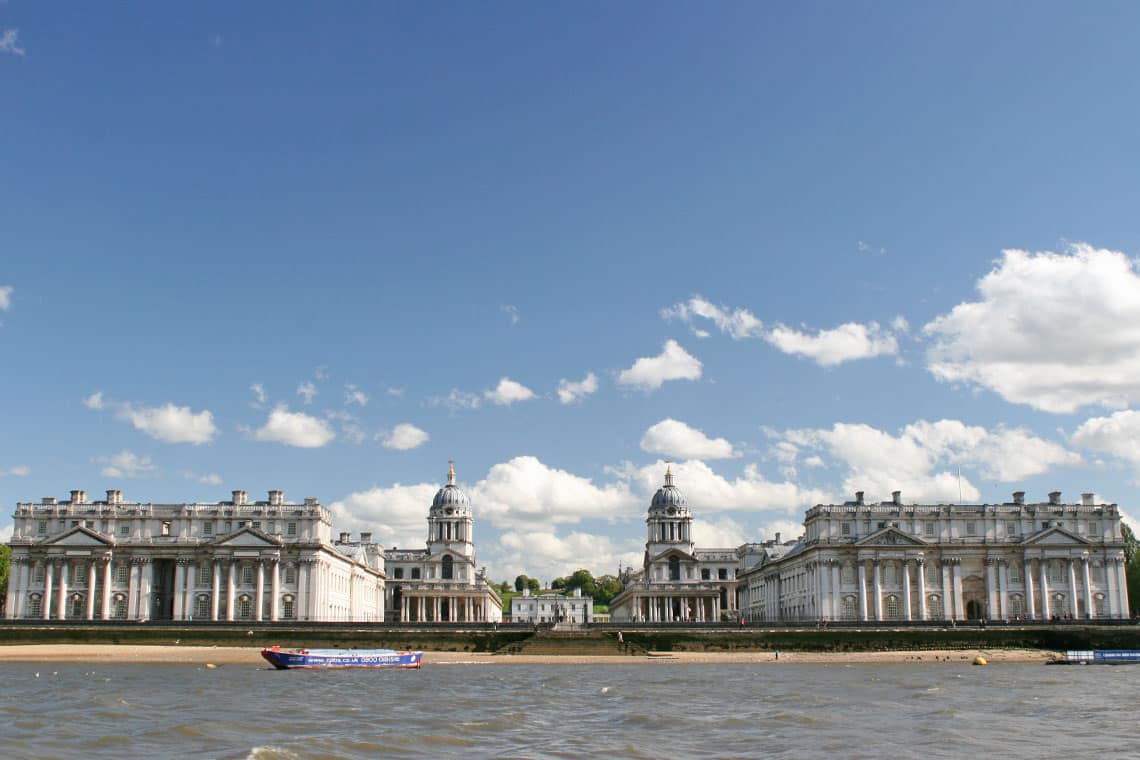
[0,644,1054,666]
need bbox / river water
[1,660,1133,759]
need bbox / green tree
[550,575,567,591]
[0,544,9,616]
[527,577,540,594]
[567,568,597,598]
[1123,525,1139,616]
[593,574,624,605]
[514,574,530,592]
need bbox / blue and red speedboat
[261,646,423,669]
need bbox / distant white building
[5,489,385,622]
[738,490,1133,623]
[609,467,741,623]
[511,587,594,624]
[382,463,503,623]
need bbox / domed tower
[646,465,694,557]
[428,461,475,559]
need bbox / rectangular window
[37,520,47,535]
[286,522,297,537]
[71,520,79,528]
[238,521,247,529]
[85,521,94,529]
[283,599,294,619]
[1007,521,1017,536]
[394,568,404,579]
[283,565,297,584]
[33,565,45,584]
[242,565,253,585]
[161,521,171,536]
[199,565,212,585]
[411,568,421,579]
[224,521,233,532]
[203,522,213,536]
[252,521,261,530]
[701,568,710,580]
[119,524,130,537]
[841,523,851,536]
[966,521,977,536]
[925,523,935,536]
[115,565,129,584]
[74,564,88,585]
[1090,521,1100,536]
[718,568,727,580]
[877,522,887,530]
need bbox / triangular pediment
[41,526,113,547]
[1022,526,1090,546]
[648,547,698,563]
[211,526,282,547]
[855,527,926,547]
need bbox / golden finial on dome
[664,460,673,486]
[447,459,456,486]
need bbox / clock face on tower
[668,508,676,515]
[446,508,453,515]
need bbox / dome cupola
[431,460,471,515]
[650,465,689,515]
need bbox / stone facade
[511,588,594,624]
[4,489,385,622]
[738,490,1132,623]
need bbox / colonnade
[628,593,719,623]
[396,592,494,622]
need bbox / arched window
[885,595,900,620]
[842,596,857,620]
[112,594,127,619]
[195,595,210,619]
[442,555,454,580]
[283,595,295,619]
[669,556,681,581]
[26,593,42,619]
[1008,594,1024,619]
[69,593,84,619]
[239,595,252,620]
[1094,593,1106,618]
[927,594,941,620]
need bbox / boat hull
[1047,650,1140,665]
[261,647,423,670]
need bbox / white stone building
[739,490,1133,623]
[4,488,385,622]
[382,463,503,623]
[609,468,741,623]
[511,587,594,624]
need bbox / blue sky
[4,3,1140,582]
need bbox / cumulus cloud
[0,285,12,310]
[0,29,24,57]
[254,405,335,448]
[472,456,640,527]
[662,296,765,340]
[779,419,1080,504]
[381,423,430,451]
[640,418,738,460]
[117,401,218,444]
[924,244,1140,413]
[623,459,831,515]
[0,523,12,542]
[765,321,900,366]
[484,377,536,406]
[326,410,366,444]
[0,465,30,478]
[1071,410,1140,466]
[327,482,441,549]
[556,372,599,404]
[691,516,748,547]
[250,383,268,406]
[96,450,157,479]
[297,381,318,404]
[83,391,104,410]
[432,388,483,411]
[493,530,643,584]
[345,384,369,407]
[617,339,702,391]
[184,471,223,486]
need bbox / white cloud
[83,391,104,410]
[1071,410,1140,466]
[617,339,702,391]
[924,244,1140,413]
[345,384,369,407]
[191,472,223,486]
[0,465,30,478]
[118,402,218,444]
[501,304,520,325]
[640,418,738,460]
[484,377,536,406]
[0,29,24,57]
[387,387,404,397]
[493,530,642,585]
[254,405,335,448]
[757,518,804,544]
[857,240,886,256]
[432,389,483,411]
[780,419,1080,504]
[472,456,639,527]
[556,372,599,404]
[296,381,318,405]
[250,383,267,406]
[0,285,12,310]
[662,296,765,340]
[97,450,157,479]
[381,423,430,451]
[691,516,748,547]
[328,482,441,550]
[0,523,12,542]
[765,321,900,366]
[326,411,366,444]
[625,459,830,515]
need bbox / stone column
[1116,559,1130,618]
[857,561,868,621]
[173,561,186,622]
[1039,559,1051,620]
[86,559,98,621]
[831,562,841,622]
[872,560,883,621]
[102,558,113,620]
[1082,558,1094,619]
[1025,559,1037,619]
[296,561,309,621]
[57,559,69,620]
[211,559,222,621]
[255,560,265,622]
[271,560,280,622]
[713,595,720,621]
[941,562,952,620]
[999,560,1010,620]
[1067,559,1080,619]
[916,559,927,621]
[952,561,964,620]
[4,557,20,619]
[43,561,54,620]
[138,560,152,621]
[902,560,912,621]
[985,559,998,620]
[11,558,27,619]
[226,560,236,622]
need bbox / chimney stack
[232,490,247,506]
[360,532,372,544]
[1012,491,1025,505]
[855,491,864,505]
[1081,493,1094,506]
[106,490,122,505]
[1048,491,1061,505]
[43,496,57,505]
[339,531,350,543]
[775,532,782,544]
[268,490,284,506]
[70,490,87,504]
[892,490,902,506]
